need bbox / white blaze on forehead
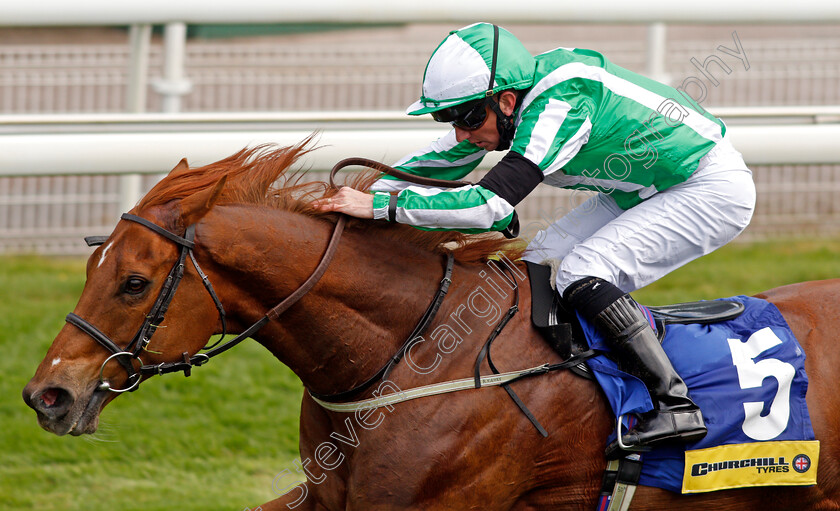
[51,357,61,367]
[97,241,114,268]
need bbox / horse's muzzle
[22,381,103,436]
[23,383,74,420]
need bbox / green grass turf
[2,257,303,510]
[2,239,838,509]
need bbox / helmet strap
[486,25,515,151]
[488,98,516,151]
[485,25,500,97]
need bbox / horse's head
[22,140,520,437]
[22,160,227,436]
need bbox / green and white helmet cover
[406,23,537,116]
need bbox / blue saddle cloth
[579,295,816,494]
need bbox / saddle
[525,261,746,377]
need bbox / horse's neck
[202,205,456,396]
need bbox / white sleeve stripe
[398,185,467,197]
[541,117,592,176]
[370,179,413,192]
[522,98,572,165]
[543,171,658,194]
[519,62,722,143]
[372,193,390,220]
[392,130,460,167]
[398,151,486,169]
[397,195,515,230]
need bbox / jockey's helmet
[405,23,537,116]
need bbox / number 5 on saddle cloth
[526,261,819,495]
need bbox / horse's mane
[137,138,524,265]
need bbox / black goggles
[431,98,490,130]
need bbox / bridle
[64,157,464,396]
[67,211,346,394]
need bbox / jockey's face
[454,103,499,150]
[453,91,517,151]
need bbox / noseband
[66,212,346,393]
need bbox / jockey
[317,22,756,456]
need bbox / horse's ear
[179,176,227,226]
[170,158,189,175]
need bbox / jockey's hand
[312,187,374,219]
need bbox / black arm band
[477,151,544,207]
[388,193,398,222]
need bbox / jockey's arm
[372,151,543,232]
[318,151,543,234]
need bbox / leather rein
[65,158,468,399]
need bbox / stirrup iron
[614,415,652,453]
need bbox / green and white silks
[372,46,726,232]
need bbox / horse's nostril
[41,388,59,407]
[33,387,73,418]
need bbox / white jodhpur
[522,135,756,294]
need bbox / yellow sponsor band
[682,440,819,494]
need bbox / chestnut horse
[23,143,840,510]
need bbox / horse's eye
[124,277,148,295]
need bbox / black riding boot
[564,277,707,458]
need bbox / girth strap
[599,455,643,511]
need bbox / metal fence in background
[1,29,840,254]
[3,161,840,255]
[3,36,840,114]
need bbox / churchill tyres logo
[682,441,820,494]
[691,456,789,477]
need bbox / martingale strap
[310,255,601,439]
